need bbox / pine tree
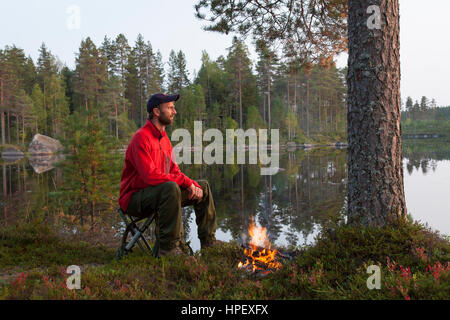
[420,96,428,119]
[58,106,122,224]
[255,39,278,130]
[167,50,190,94]
[225,37,257,128]
[37,43,58,135]
[102,75,130,140]
[176,83,206,131]
[30,83,46,134]
[74,37,107,112]
[405,96,413,119]
[113,34,131,114]
[412,100,420,120]
[133,34,148,126]
[15,89,34,144]
[0,46,36,144]
[48,74,70,138]
[61,66,75,114]
[347,0,406,224]
[100,36,117,77]
[125,48,139,124]
[148,49,165,95]
[195,51,228,129]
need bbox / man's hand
[188,183,203,200]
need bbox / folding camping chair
[116,208,158,260]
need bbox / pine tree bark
[347,0,407,226]
[0,78,4,145]
[22,109,25,145]
[267,58,271,131]
[306,76,310,137]
[238,62,243,129]
[7,110,10,144]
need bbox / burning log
[240,243,297,261]
[237,217,297,275]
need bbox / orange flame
[238,218,282,273]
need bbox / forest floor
[0,216,448,300]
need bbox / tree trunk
[43,81,47,134]
[1,111,4,145]
[347,0,406,226]
[294,73,297,113]
[0,78,4,145]
[287,77,291,140]
[22,109,25,145]
[7,110,10,144]
[287,77,290,109]
[263,91,266,124]
[16,113,19,145]
[294,73,298,137]
[84,76,88,112]
[238,62,243,129]
[306,76,310,137]
[115,99,119,139]
[139,56,144,127]
[318,94,322,132]
[267,59,271,131]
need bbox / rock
[335,142,348,147]
[28,134,63,155]
[286,142,297,149]
[28,154,65,174]
[1,147,24,160]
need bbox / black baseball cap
[147,93,180,113]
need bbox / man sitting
[119,93,220,256]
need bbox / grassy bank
[0,218,448,300]
[402,119,450,138]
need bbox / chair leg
[116,208,156,259]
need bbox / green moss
[0,222,115,270]
[0,219,448,300]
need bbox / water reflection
[402,139,450,236]
[179,148,347,250]
[1,143,448,251]
[406,158,438,175]
[0,156,63,226]
[28,154,65,174]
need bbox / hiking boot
[200,237,226,250]
[158,246,185,257]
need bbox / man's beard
[158,112,173,126]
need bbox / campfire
[238,218,282,274]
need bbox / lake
[1,140,449,252]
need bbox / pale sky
[1,0,449,106]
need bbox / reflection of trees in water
[182,207,194,244]
[403,139,450,176]
[1,159,62,226]
[4,144,448,247]
[406,158,438,175]
[265,149,347,247]
[3,149,347,248]
[181,148,347,247]
[402,140,450,176]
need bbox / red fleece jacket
[119,120,199,212]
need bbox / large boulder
[28,134,63,155]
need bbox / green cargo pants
[126,180,217,252]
